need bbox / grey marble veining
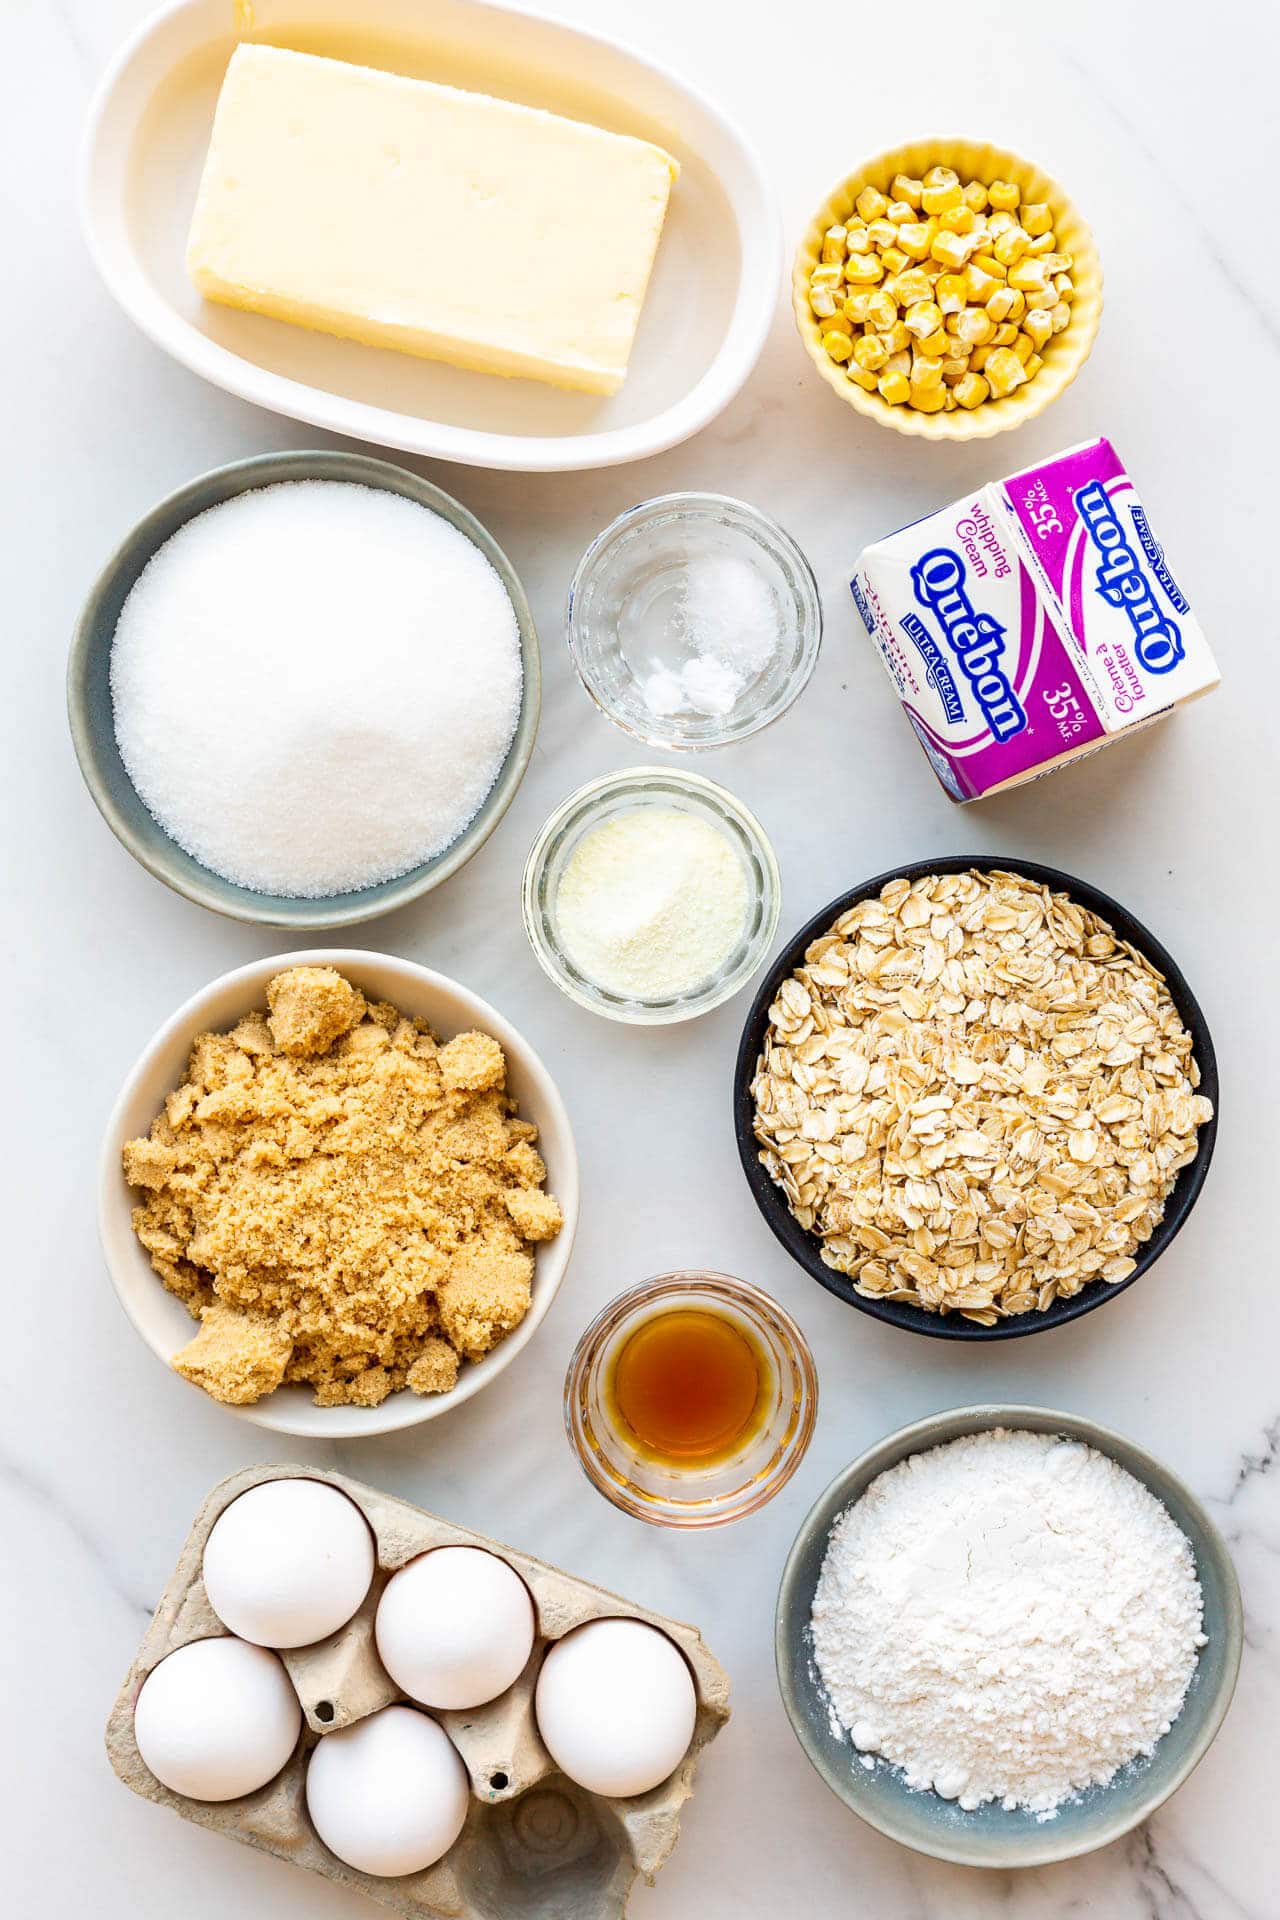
[4,0,1279,1915]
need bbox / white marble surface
[5,0,1278,1913]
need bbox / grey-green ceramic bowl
[776,1404,1242,1868]
[67,450,540,928]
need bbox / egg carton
[106,1464,730,1919]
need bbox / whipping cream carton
[850,438,1219,800]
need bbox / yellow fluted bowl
[793,137,1103,441]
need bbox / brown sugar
[123,966,563,1407]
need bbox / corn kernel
[1006,289,1027,320]
[811,262,843,287]
[1038,253,1072,275]
[944,389,958,410]
[1020,203,1053,237]
[822,225,848,264]
[866,288,898,331]
[904,298,944,338]
[845,224,872,254]
[954,371,990,409]
[965,262,1001,304]
[921,179,963,215]
[884,349,912,376]
[909,381,948,412]
[941,356,970,383]
[886,199,914,224]
[1055,273,1075,298]
[855,185,888,221]
[984,345,1027,395]
[935,272,968,314]
[969,344,992,371]
[988,179,1020,211]
[917,328,950,358]
[891,174,924,210]
[853,333,889,371]
[881,246,909,275]
[897,220,937,262]
[910,354,944,388]
[955,306,995,346]
[940,204,976,234]
[985,285,1016,322]
[810,287,837,319]
[1012,330,1034,363]
[846,362,880,391]
[963,179,989,212]
[1023,285,1055,311]
[823,329,854,362]
[878,369,911,404]
[883,320,911,353]
[1050,301,1072,333]
[923,166,958,189]
[972,253,1006,282]
[993,225,1029,266]
[891,267,934,305]
[1022,308,1053,348]
[844,253,884,284]
[1024,353,1043,377]
[993,321,1019,345]
[842,291,872,324]
[930,229,972,270]
[987,210,1016,238]
[1008,259,1047,293]
[824,311,853,334]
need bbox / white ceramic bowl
[81,0,780,472]
[99,950,580,1437]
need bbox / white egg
[375,1546,535,1709]
[305,1705,469,1877]
[202,1478,374,1649]
[133,1636,301,1802]
[534,1618,696,1797]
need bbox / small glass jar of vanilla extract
[564,1273,818,1528]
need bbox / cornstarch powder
[110,481,522,896]
[554,808,748,1000]
[811,1429,1205,1814]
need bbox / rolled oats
[751,871,1212,1322]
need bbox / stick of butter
[186,44,679,395]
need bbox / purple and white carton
[850,437,1219,801]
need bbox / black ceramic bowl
[733,856,1218,1341]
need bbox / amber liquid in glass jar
[605,1308,771,1466]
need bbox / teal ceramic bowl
[67,450,540,928]
[776,1404,1242,1867]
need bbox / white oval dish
[99,949,580,1438]
[81,0,780,472]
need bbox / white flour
[811,1429,1206,1814]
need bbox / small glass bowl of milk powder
[567,494,822,749]
[523,768,780,1024]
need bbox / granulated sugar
[110,481,522,896]
[811,1429,1206,1814]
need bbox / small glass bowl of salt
[566,494,822,750]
